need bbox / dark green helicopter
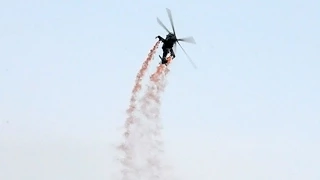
[155,8,197,68]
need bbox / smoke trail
[116,57,172,180]
[124,41,161,134]
[118,41,160,180]
[138,56,172,180]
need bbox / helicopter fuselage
[161,35,176,49]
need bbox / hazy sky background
[1,0,319,179]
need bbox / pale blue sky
[1,0,319,179]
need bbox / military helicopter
[155,8,197,68]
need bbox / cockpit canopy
[166,33,176,40]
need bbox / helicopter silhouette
[155,8,197,68]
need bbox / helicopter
[155,8,197,68]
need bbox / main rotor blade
[177,36,196,44]
[157,17,171,34]
[166,8,176,35]
[177,41,197,69]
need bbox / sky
[0,0,319,179]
